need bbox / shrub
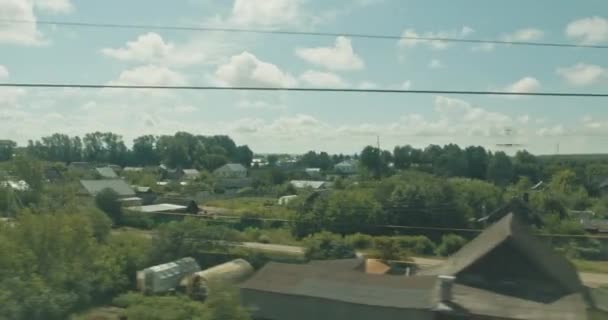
[121,210,155,229]
[345,233,374,249]
[304,231,356,260]
[394,235,436,256]
[436,234,468,257]
[371,236,409,261]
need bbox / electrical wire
[1,83,607,97]
[142,211,608,239]
[2,19,607,49]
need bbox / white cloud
[33,0,73,13]
[556,63,606,86]
[0,65,26,106]
[398,26,474,50]
[502,28,544,42]
[428,59,442,69]
[566,17,608,44]
[0,0,74,46]
[295,37,364,71]
[236,99,287,111]
[0,0,44,45]
[173,105,197,113]
[518,115,530,124]
[401,80,412,90]
[101,32,206,67]
[471,43,495,52]
[108,65,188,86]
[226,0,303,27]
[0,65,8,80]
[537,125,565,137]
[505,76,541,93]
[357,81,378,89]
[214,51,297,87]
[299,70,347,88]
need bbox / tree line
[12,132,254,170]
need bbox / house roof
[336,159,357,167]
[133,186,152,193]
[241,260,436,310]
[420,213,583,294]
[80,179,136,197]
[154,197,197,207]
[581,218,608,233]
[127,203,187,213]
[290,180,327,189]
[96,167,118,179]
[443,284,587,320]
[215,163,247,172]
[182,169,200,176]
[123,167,143,172]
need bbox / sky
[0,0,607,154]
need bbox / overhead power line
[2,19,608,49]
[147,211,608,239]
[1,83,607,97]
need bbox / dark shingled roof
[421,213,583,293]
[240,260,436,310]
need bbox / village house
[95,166,118,179]
[240,213,606,320]
[334,159,358,175]
[79,179,136,198]
[182,168,200,180]
[289,180,331,190]
[214,163,248,179]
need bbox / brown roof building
[240,213,605,320]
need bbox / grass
[572,259,608,274]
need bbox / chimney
[438,275,456,302]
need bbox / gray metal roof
[96,167,118,179]
[182,169,200,176]
[290,180,327,189]
[216,163,247,172]
[241,260,436,310]
[127,203,187,213]
[80,179,136,197]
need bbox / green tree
[393,145,415,170]
[360,146,391,178]
[464,146,488,180]
[487,151,514,186]
[371,236,407,261]
[304,231,356,260]
[436,234,468,256]
[0,140,17,161]
[234,145,254,167]
[95,188,123,224]
[513,150,541,182]
[132,135,160,166]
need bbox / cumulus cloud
[0,0,74,45]
[398,26,474,50]
[471,43,495,52]
[101,33,206,67]
[214,51,297,87]
[33,0,73,13]
[295,37,364,71]
[566,16,608,44]
[358,81,378,89]
[505,77,541,93]
[0,65,8,80]
[556,63,606,86]
[299,70,348,88]
[502,28,544,42]
[401,80,412,90]
[236,99,287,111]
[0,0,44,45]
[222,0,303,27]
[428,59,443,69]
[108,65,188,86]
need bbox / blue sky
[0,0,607,154]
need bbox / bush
[345,233,374,249]
[394,235,436,256]
[304,231,356,260]
[436,234,468,256]
[121,210,155,229]
[370,236,408,261]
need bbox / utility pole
[556,142,560,154]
